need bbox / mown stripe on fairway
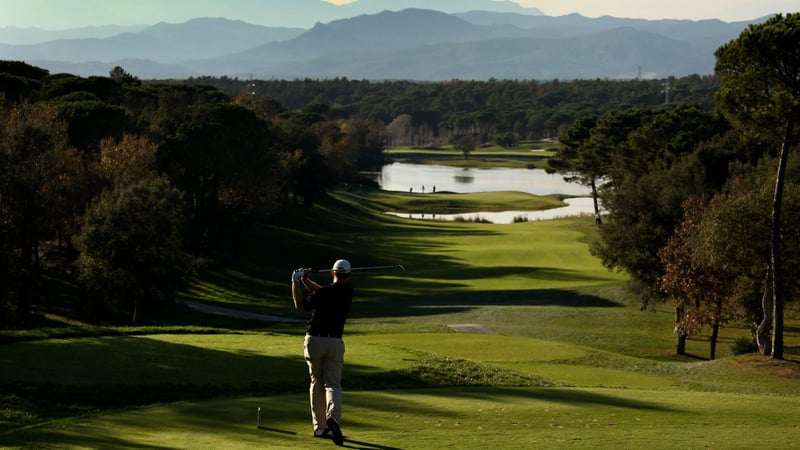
[351,333,588,362]
[350,333,678,390]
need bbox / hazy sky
[522,1,798,21]
[328,0,799,21]
[0,0,796,29]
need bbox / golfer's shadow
[340,438,403,450]
[256,425,296,435]
[257,427,402,449]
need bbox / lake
[371,163,598,224]
[376,163,591,196]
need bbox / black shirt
[303,282,353,338]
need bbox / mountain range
[0,0,544,34]
[0,4,767,81]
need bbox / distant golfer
[291,259,353,446]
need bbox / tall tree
[98,134,157,184]
[715,13,800,359]
[0,102,82,328]
[273,110,328,208]
[547,114,604,214]
[52,100,132,152]
[453,134,476,160]
[694,159,800,355]
[158,103,279,253]
[339,118,387,173]
[73,176,188,325]
[108,66,141,86]
[590,108,726,304]
[659,195,740,359]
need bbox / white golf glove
[291,268,305,283]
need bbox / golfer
[291,259,353,446]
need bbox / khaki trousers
[304,335,345,431]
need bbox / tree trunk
[131,297,141,326]
[676,334,686,355]
[591,177,599,214]
[709,299,723,360]
[17,215,37,329]
[757,268,773,355]
[709,322,719,360]
[675,305,687,355]
[770,122,793,360]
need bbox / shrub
[730,336,758,355]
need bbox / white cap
[332,259,351,273]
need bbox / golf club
[311,264,405,273]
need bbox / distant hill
[252,27,711,81]
[455,11,756,40]
[337,0,542,17]
[0,25,146,45]
[0,8,768,81]
[0,18,303,63]
[0,0,543,31]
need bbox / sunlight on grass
[355,333,587,362]
[14,387,800,450]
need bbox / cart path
[447,323,496,334]
[177,298,305,323]
[179,299,495,333]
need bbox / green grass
[1,186,799,449]
[3,333,798,448]
[10,388,799,450]
[385,142,557,169]
[355,189,568,214]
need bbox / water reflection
[454,169,475,184]
[371,163,598,223]
[375,163,590,196]
[385,198,597,224]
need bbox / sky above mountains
[0,0,796,29]
[526,0,797,21]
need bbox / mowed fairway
[6,333,799,449]
[14,385,800,449]
[2,189,799,449]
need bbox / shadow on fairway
[0,335,309,418]
[351,287,622,320]
[257,425,296,435]
[348,386,678,416]
[255,426,402,450]
[0,432,175,450]
[343,438,404,450]
[414,265,614,284]
[451,386,678,412]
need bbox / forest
[0,13,798,362]
[188,74,720,144]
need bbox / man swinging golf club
[291,259,353,446]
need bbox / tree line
[185,74,720,146]
[0,62,385,328]
[548,13,800,360]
